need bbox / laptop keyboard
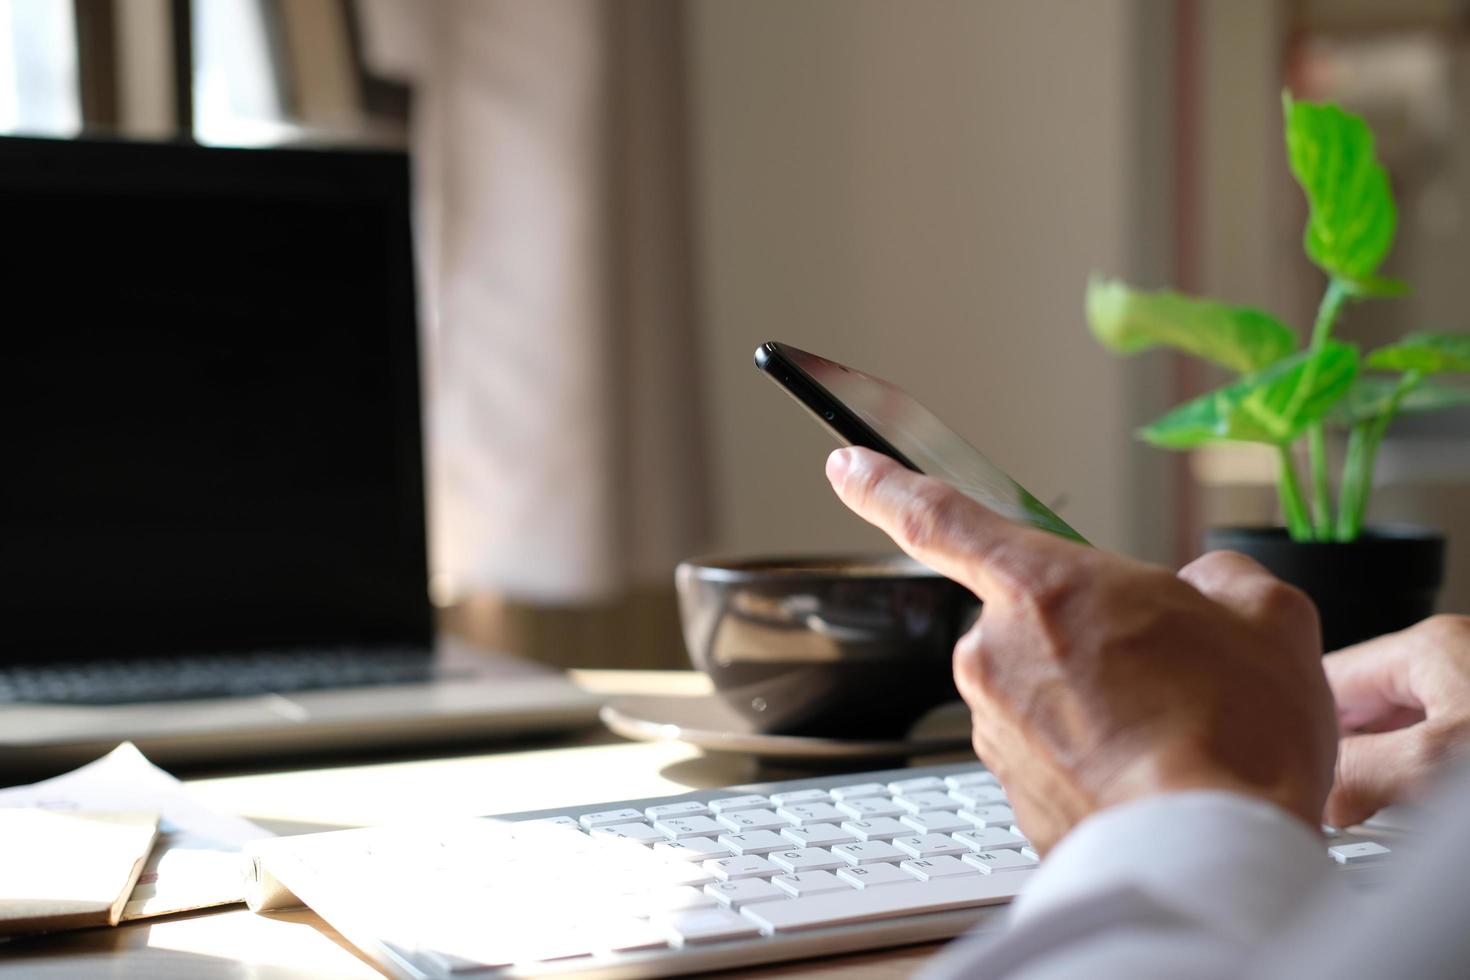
[0,647,438,704]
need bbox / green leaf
[1329,376,1470,425]
[1283,93,1397,284]
[1366,332,1470,374]
[1140,341,1359,449]
[1086,276,1298,374]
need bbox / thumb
[1325,727,1428,827]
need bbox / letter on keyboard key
[887,776,947,795]
[717,808,787,833]
[716,830,791,855]
[655,838,731,862]
[1328,841,1391,865]
[770,847,844,873]
[894,791,961,814]
[660,907,762,945]
[954,827,1027,852]
[742,874,1029,934]
[709,795,770,814]
[835,862,918,889]
[899,811,971,835]
[836,798,906,820]
[832,840,907,865]
[772,870,852,897]
[646,801,712,821]
[769,789,831,806]
[958,805,1015,828]
[780,823,857,849]
[655,815,725,839]
[580,808,645,829]
[962,847,1038,873]
[893,833,968,859]
[776,802,847,826]
[840,817,909,841]
[591,822,665,845]
[705,877,789,908]
[901,855,979,880]
[706,854,779,880]
[944,771,999,790]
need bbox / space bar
[742,872,1033,934]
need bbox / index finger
[1323,629,1426,732]
[825,446,1081,602]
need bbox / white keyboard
[251,761,1394,979]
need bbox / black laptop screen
[0,137,432,662]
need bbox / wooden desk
[0,672,964,979]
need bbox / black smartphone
[755,341,1087,544]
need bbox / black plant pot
[1202,526,1446,653]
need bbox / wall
[686,0,1174,562]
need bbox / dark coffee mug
[674,555,980,740]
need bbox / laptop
[0,136,600,778]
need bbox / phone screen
[759,342,1086,544]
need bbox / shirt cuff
[1013,791,1332,943]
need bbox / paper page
[0,743,273,919]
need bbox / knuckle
[894,484,960,554]
[1417,613,1470,649]
[1416,721,1470,772]
[1258,579,1317,625]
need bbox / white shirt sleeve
[918,792,1332,980]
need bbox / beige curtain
[359,0,709,604]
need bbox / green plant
[1088,93,1470,543]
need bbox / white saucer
[600,694,972,761]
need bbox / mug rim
[676,553,945,583]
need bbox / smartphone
[755,341,1087,544]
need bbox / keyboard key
[944,771,999,790]
[591,822,665,845]
[894,791,961,814]
[892,833,968,859]
[580,808,644,829]
[770,847,845,873]
[829,782,891,801]
[706,854,779,881]
[655,861,717,887]
[658,907,761,944]
[958,805,1015,829]
[641,885,718,913]
[831,840,907,866]
[954,827,1028,852]
[836,862,914,889]
[951,785,1008,808]
[840,817,910,842]
[901,855,980,880]
[717,809,787,833]
[770,789,831,806]
[1329,841,1391,865]
[780,823,857,849]
[887,776,947,795]
[654,815,725,839]
[716,830,791,856]
[646,801,712,821]
[899,811,971,835]
[772,870,852,898]
[705,878,788,909]
[741,873,1028,934]
[708,795,770,814]
[776,803,847,827]
[962,848,1038,873]
[836,797,905,820]
[655,837,731,862]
